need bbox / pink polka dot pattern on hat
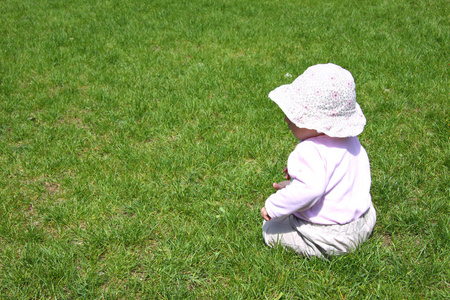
[269,63,366,138]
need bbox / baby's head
[269,63,366,138]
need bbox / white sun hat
[269,63,366,138]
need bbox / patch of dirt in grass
[44,181,60,195]
[381,234,393,247]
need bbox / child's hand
[261,207,271,221]
[272,167,290,190]
[273,180,291,190]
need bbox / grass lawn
[0,0,449,298]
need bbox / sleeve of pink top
[265,142,327,219]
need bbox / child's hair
[269,63,366,138]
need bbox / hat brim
[269,85,366,138]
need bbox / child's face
[284,116,323,140]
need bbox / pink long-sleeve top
[265,135,372,225]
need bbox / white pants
[262,204,376,257]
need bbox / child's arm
[264,143,326,219]
[261,168,290,220]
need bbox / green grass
[1,0,449,298]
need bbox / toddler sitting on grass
[261,63,376,257]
